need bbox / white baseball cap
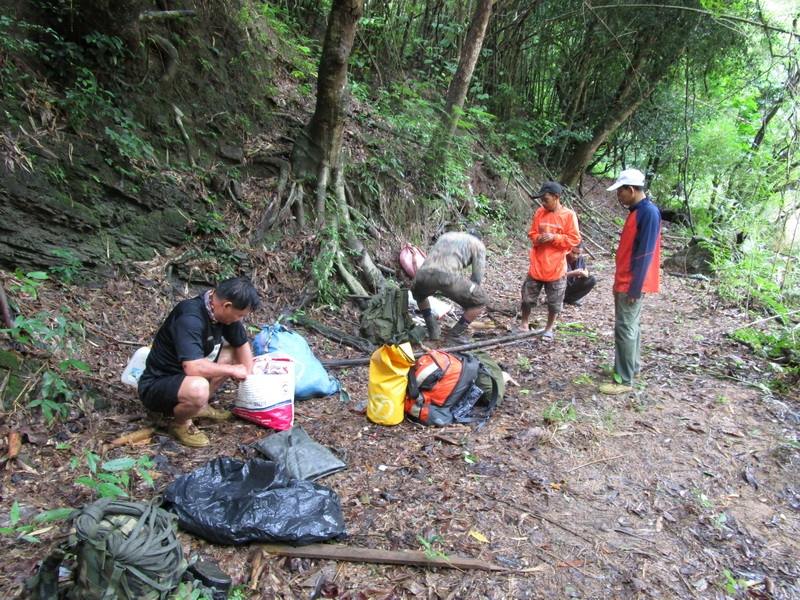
[607,168,645,191]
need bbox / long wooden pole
[322,329,545,368]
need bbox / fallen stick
[666,271,711,281]
[84,322,142,347]
[4,431,22,461]
[249,549,264,590]
[108,427,155,448]
[292,314,374,353]
[260,543,505,571]
[728,307,800,332]
[322,329,544,369]
[565,454,624,473]
[139,9,197,20]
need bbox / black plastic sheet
[164,457,346,545]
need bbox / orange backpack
[405,350,481,426]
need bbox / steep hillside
[1,2,306,274]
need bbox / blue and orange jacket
[614,197,661,298]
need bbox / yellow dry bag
[367,342,415,425]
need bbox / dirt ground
[1,184,798,599]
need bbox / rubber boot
[424,313,441,340]
[445,319,470,345]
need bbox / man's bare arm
[234,342,254,374]
[183,357,248,380]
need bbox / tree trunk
[559,38,668,188]
[291,0,364,181]
[752,66,799,151]
[559,95,649,189]
[441,0,494,139]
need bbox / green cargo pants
[614,291,643,385]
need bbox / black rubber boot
[424,313,441,340]
[445,319,470,345]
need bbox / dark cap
[530,181,563,198]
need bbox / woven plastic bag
[252,324,339,399]
[233,354,294,430]
[367,342,415,426]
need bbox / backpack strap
[448,353,480,405]
[24,546,65,599]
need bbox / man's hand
[538,233,555,244]
[579,269,589,278]
[626,293,641,304]
[230,364,249,380]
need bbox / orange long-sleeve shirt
[528,206,581,281]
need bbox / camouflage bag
[359,284,425,345]
[472,351,505,408]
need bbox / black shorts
[138,372,185,415]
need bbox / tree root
[251,157,292,242]
[314,163,330,227]
[172,105,195,167]
[0,285,13,329]
[333,167,385,293]
[249,155,387,305]
[149,34,178,83]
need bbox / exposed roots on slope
[249,155,386,303]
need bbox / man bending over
[412,229,488,344]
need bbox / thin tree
[441,0,495,140]
[292,0,364,223]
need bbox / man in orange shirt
[518,182,581,341]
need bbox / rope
[73,497,185,599]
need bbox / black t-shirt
[143,294,248,379]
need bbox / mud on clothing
[411,232,488,308]
[138,293,247,414]
[527,206,581,282]
[412,268,489,309]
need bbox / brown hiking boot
[169,423,210,448]
[196,404,232,422]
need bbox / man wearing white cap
[599,169,661,394]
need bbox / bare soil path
[1,220,798,599]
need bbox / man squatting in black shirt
[137,277,260,448]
